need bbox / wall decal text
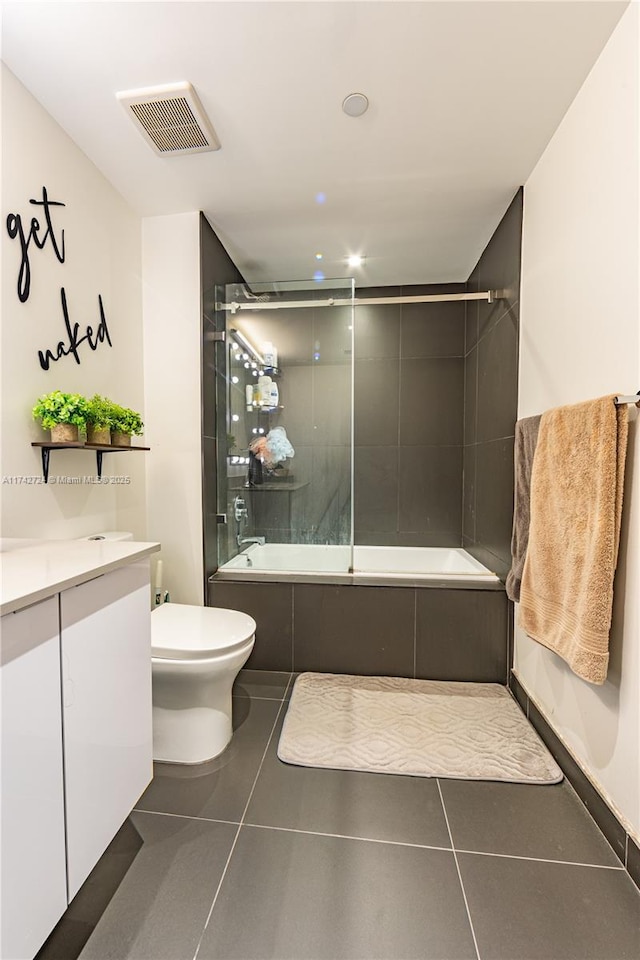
[8,185,114,370]
[6,186,66,303]
[38,288,112,371]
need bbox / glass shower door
[215,278,354,574]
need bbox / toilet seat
[151,603,256,660]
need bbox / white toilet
[151,603,256,764]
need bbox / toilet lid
[151,603,256,660]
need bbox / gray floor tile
[458,852,640,960]
[197,825,476,959]
[440,778,620,866]
[136,698,281,820]
[37,817,145,959]
[233,669,292,700]
[284,673,299,700]
[245,711,451,847]
[79,812,237,960]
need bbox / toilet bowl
[151,603,256,764]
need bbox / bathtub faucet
[237,535,266,547]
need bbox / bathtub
[211,542,507,679]
[217,543,500,588]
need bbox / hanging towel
[519,395,628,685]
[506,415,541,602]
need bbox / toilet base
[153,699,233,764]
[151,636,255,764]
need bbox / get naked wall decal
[6,186,113,371]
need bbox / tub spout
[238,536,266,547]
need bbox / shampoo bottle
[258,376,272,406]
[262,342,276,368]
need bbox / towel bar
[614,393,640,406]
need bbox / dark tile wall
[209,578,509,683]
[463,190,522,580]
[355,283,466,546]
[200,214,244,590]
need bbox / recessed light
[342,93,369,118]
[315,253,323,260]
[347,255,364,268]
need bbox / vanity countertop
[0,539,161,616]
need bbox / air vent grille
[117,82,220,156]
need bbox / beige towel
[506,415,541,602]
[519,396,628,685]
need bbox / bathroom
[1,3,640,959]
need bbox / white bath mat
[278,673,563,784]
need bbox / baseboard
[509,670,640,892]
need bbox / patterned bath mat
[278,673,562,784]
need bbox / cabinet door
[61,562,152,900]
[1,598,67,960]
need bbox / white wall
[1,66,146,539]
[517,5,640,837]
[142,213,203,604]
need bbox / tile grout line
[436,779,482,960]
[455,847,626,871]
[132,808,240,827]
[413,588,417,678]
[291,587,295,672]
[242,820,453,853]
[129,811,627,871]
[191,697,288,960]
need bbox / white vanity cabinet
[0,598,68,960]
[61,562,153,899]
[0,539,158,960]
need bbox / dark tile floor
[38,670,640,960]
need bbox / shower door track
[219,290,496,313]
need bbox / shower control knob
[234,496,248,522]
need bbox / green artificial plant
[32,391,89,429]
[85,394,116,429]
[110,404,144,436]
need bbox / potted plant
[110,404,144,447]
[85,394,114,445]
[32,390,88,442]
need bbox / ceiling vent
[116,81,220,156]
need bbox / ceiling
[0,1,629,287]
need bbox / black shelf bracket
[40,447,51,484]
[31,443,151,483]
